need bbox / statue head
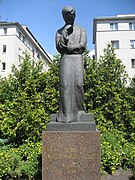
[62,6,76,25]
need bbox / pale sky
[0,0,135,55]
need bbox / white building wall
[0,23,51,77]
[0,35,17,76]
[94,17,135,80]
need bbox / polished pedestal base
[42,131,101,180]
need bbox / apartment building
[93,14,135,80]
[0,22,51,77]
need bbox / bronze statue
[56,6,87,123]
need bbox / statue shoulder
[75,24,86,33]
[56,26,65,35]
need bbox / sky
[0,0,135,56]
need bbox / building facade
[93,14,135,80]
[0,22,51,77]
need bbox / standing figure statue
[56,6,87,123]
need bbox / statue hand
[62,29,68,40]
[67,44,81,52]
[64,24,72,31]
[62,26,72,43]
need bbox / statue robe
[56,24,87,122]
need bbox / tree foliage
[0,53,49,145]
[84,44,134,139]
[0,53,61,179]
[0,54,49,179]
[0,45,135,178]
[43,54,60,114]
[84,44,135,174]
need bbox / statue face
[63,12,75,25]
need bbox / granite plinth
[50,113,94,122]
[47,113,96,131]
[42,131,101,180]
[46,121,96,131]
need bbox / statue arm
[55,30,68,54]
[67,27,87,54]
[79,28,87,53]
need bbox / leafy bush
[84,45,135,175]
[101,130,135,174]
[0,54,49,144]
[0,46,135,178]
[0,141,41,179]
[123,141,135,174]
[0,54,47,179]
[84,45,135,141]
[43,54,60,114]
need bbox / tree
[0,53,49,145]
[0,53,53,179]
[0,46,135,178]
[128,76,135,109]
[43,54,60,114]
[84,44,135,174]
[0,53,61,179]
[84,44,133,134]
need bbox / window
[36,49,40,59]
[131,59,135,68]
[19,32,22,39]
[2,62,6,71]
[130,40,135,49]
[29,43,32,50]
[3,28,7,35]
[23,36,26,43]
[32,49,35,58]
[19,48,22,56]
[111,41,119,49]
[27,41,30,48]
[3,45,6,53]
[37,53,41,59]
[110,23,118,31]
[129,23,135,30]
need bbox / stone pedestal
[42,130,101,180]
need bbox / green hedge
[0,141,41,180]
[101,130,135,174]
